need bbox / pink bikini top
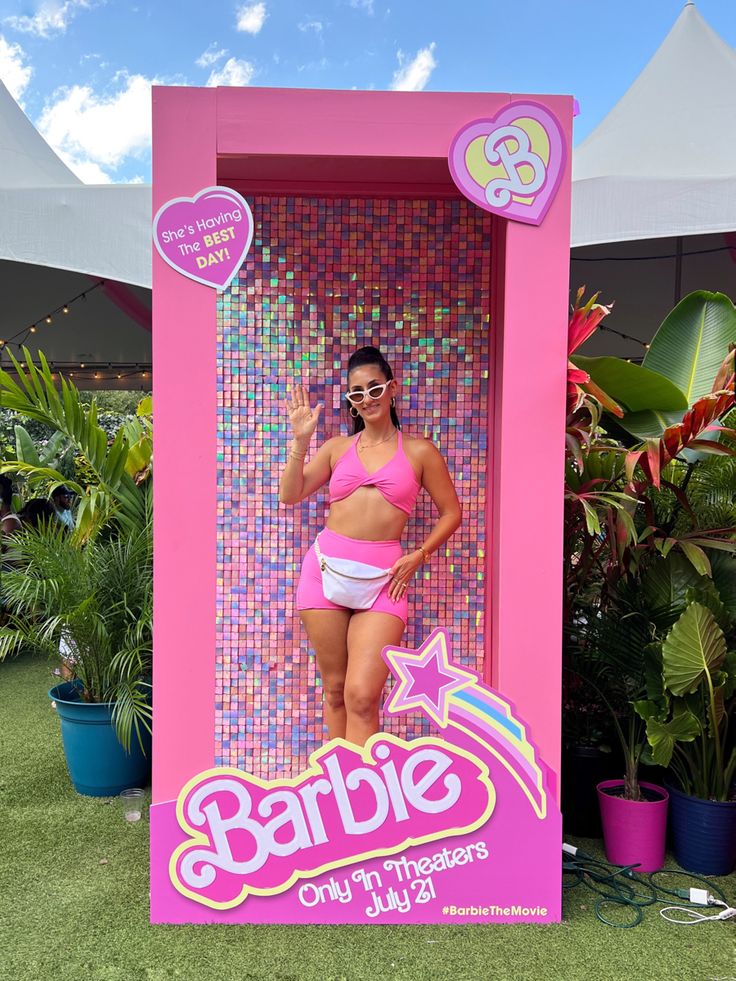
[329,430,421,516]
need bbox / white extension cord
[660,888,736,924]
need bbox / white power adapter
[689,888,711,906]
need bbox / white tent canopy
[0,80,151,285]
[0,80,151,385]
[572,2,736,248]
[571,3,736,358]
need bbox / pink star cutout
[382,628,478,729]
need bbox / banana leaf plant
[0,348,150,539]
[565,306,735,617]
[623,350,735,490]
[572,290,736,442]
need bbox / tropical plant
[0,348,151,539]
[563,289,736,800]
[634,570,736,801]
[572,290,736,440]
[566,583,657,801]
[0,513,153,752]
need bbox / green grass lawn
[2,652,735,981]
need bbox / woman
[279,346,461,746]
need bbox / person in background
[50,485,75,532]
[20,497,56,530]
[0,475,22,542]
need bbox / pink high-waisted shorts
[296,527,408,625]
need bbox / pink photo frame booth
[151,86,573,924]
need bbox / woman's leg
[344,611,406,746]
[300,608,352,740]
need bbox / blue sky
[0,0,734,184]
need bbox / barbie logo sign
[449,101,566,226]
[170,736,495,909]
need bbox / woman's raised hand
[285,381,323,442]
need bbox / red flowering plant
[562,289,736,801]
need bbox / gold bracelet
[290,452,306,462]
[418,546,430,563]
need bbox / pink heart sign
[153,186,254,289]
[448,101,566,226]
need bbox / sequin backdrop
[216,196,492,776]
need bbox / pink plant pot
[597,779,669,873]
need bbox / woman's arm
[279,436,338,505]
[387,440,462,600]
[415,441,463,557]
[279,381,337,505]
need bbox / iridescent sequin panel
[216,196,492,776]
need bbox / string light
[1,361,151,384]
[0,279,148,386]
[571,244,736,263]
[598,323,650,349]
[2,279,106,351]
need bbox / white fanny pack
[314,533,392,610]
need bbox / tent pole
[673,236,684,306]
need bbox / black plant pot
[562,745,620,838]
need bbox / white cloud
[236,2,266,34]
[206,57,255,87]
[349,0,374,14]
[4,0,93,38]
[0,35,32,102]
[196,43,227,68]
[60,154,111,183]
[390,42,436,91]
[37,72,155,182]
[298,19,324,35]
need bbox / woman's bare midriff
[326,489,408,541]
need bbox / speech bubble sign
[153,186,254,289]
[449,101,566,226]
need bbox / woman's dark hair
[0,474,13,507]
[346,346,401,434]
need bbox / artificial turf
[1,652,735,981]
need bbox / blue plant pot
[667,782,736,876]
[49,682,151,797]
